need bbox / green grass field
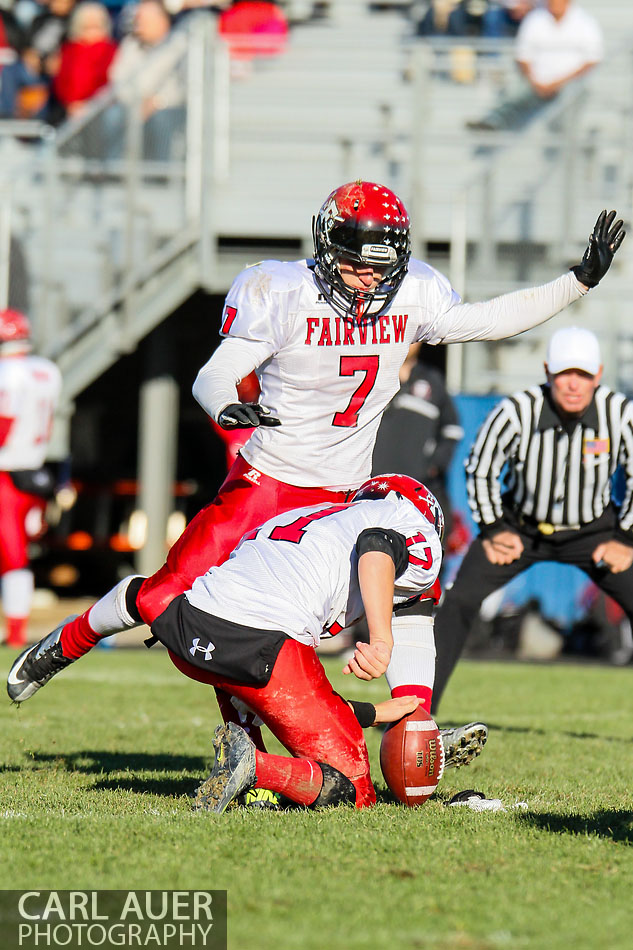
[1,643,632,949]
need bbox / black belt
[517,514,583,535]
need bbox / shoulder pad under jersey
[234,259,311,297]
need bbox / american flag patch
[584,437,610,454]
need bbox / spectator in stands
[12,0,42,34]
[447,0,491,38]
[481,0,532,39]
[26,0,77,60]
[52,2,116,119]
[416,0,455,36]
[0,43,50,119]
[371,343,463,541]
[0,2,25,50]
[164,0,230,21]
[218,0,288,76]
[105,0,187,159]
[467,0,603,131]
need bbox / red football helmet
[352,473,444,542]
[0,308,31,346]
[312,180,411,319]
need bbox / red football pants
[0,471,46,575]
[169,637,376,808]
[136,455,351,748]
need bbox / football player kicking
[8,183,624,776]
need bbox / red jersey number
[221,306,238,335]
[270,504,351,544]
[332,356,379,428]
[406,533,433,570]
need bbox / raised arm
[429,211,624,344]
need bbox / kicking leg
[7,575,145,702]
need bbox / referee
[432,326,633,712]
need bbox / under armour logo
[244,468,261,485]
[189,638,216,662]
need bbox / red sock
[6,617,27,648]
[391,684,433,713]
[254,751,324,807]
[59,612,103,660]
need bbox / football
[379,705,444,806]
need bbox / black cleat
[193,722,257,814]
[7,616,78,703]
[441,722,488,769]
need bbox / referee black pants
[432,515,633,713]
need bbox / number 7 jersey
[218,258,460,489]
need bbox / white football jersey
[186,494,442,648]
[0,356,61,471]
[218,258,460,488]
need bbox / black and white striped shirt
[466,384,633,536]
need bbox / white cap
[546,326,601,376]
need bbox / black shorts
[151,595,289,686]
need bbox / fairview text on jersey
[304,314,409,347]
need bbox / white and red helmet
[0,308,31,349]
[353,473,445,543]
[312,180,411,319]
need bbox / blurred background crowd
[0,0,290,123]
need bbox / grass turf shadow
[28,750,206,774]
[479,722,632,744]
[28,749,207,797]
[517,808,633,843]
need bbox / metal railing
[0,20,631,409]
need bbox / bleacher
[1,0,632,411]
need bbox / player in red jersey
[8,186,623,767]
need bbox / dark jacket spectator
[26,0,77,58]
[0,44,50,118]
[416,0,455,36]
[447,0,491,37]
[0,7,26,50]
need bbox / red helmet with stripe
[312,180,411,319]
[352,474,444,542]
[0,309,31,347]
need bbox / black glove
[217,402,281,429]
[571,210,625,288]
